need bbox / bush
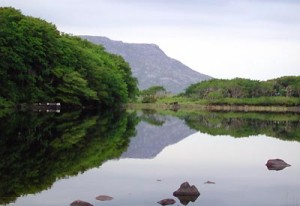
[141,96,157,103]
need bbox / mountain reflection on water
[0,109,300,205]
[121,109,196,159]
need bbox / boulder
[157,198,176,205]
[266,159,291,171]
[70,200,93,206]
[173,182,200,197]
[173,182,200,205]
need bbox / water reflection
[0,109,139,205]
[122,109,196,159]
[1,109,300,206]
[180,111,300,141]
[122,110,300,160]
[175,195,199,205]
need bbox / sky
[1,0,300,80]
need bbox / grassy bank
[157,96,300,106]
[128,96,300,113]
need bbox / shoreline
[127,103,300,113]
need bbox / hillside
[81,36,212,93]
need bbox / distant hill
[81,35,212,93]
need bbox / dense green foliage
[140,86,166,96]
[140,77,300,107]
[185,77,300,101]
[0,7,138,107]
[140,86,167,103]
[0,110,139,204]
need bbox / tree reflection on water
[1,109,299,205]
[0,109,139,204]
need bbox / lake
[1,109,300,206]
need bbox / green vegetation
[133,77,300,110]
[127,77,299,112]
[0,110,139,204]
[183,77,300,106]
[140,86,167,103]
[0,7,138,108]
[0,97,14,108]
[158,96,300,107]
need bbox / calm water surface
[1,110,300,206]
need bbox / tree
[184,76,300,99]
[0,7,138,108]
[140,86,167,103]
[51,67,98,105]
[140,86,166,96]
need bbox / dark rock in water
[172,182,200,205]
[157,198,176,205]
[266,159,291,171]
[70,200,93,206]
[95,195,113,201]
[173,182,200,197]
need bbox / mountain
[81,35,212,93]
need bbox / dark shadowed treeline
[0,7,138,108]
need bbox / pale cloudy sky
[1,0,300,80]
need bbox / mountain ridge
[81,35,212,93]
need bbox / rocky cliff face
[81,35,212,93]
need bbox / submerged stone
[157,198,176,205]
[266,159,291,171]
[173,182,200,205]
[204,181,215,184]
[95,195,113,201]
[70,200,93,206]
